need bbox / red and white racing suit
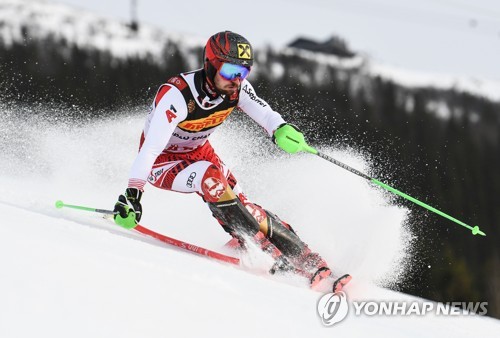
[127,69,285,221]
[126,69,330,280]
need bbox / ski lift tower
[129,0,139,32]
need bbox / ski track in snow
[1,109,499,337]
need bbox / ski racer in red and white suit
[114,31,349,290]
[129,70,283,202]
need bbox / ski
[332,274,352,293]
[55,200,351,293]
[134,224,352,293]
[133,224,240,265]
[309,268,352,293]
[225,237,352,293]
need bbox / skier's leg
[200,163,261,238]
[146,144,348,290]
[228,177,331,281]
[144,142,265,240]
[147,150,276,249]
[146,144,330,280]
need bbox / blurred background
[1,0,499,318]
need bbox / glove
[272,123,306,154]
[113,188,143,229]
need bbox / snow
[281,47,500,102]
[283,47,366,69]
[367,62,500,102]
[1,107,499,337]
[0,0,203,61]
[0,1,499,335]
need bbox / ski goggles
[219,63,251,81]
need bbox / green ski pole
[55,200,139,229]
[297,143,486,237]
[55,200,116,215]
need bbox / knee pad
[201,164,229,203]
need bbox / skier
[113,31,350,292]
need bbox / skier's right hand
[113,188,143,229]
[273,123,307,154]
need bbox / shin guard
[264,210,306,258]
[207,199,260,238]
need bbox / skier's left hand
[273,123,307,154]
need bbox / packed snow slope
[0,108,499,337]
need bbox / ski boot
[208,194,351,291]
[254,231,295,274]
[310,268,352,292]
[295,247,352,292]
[294,247,331,289]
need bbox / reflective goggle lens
[219,63,250,80]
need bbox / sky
[53,0,500,81]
